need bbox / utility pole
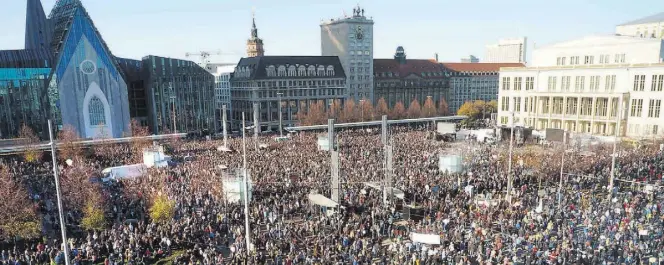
[253,102,259,151]
[48,120,71,265]
[277,93,284,137]
[608,99,625,200]
[381,115,390,206]
[506,112,514,202]
[222,105,228,149]
[557,130,567,209]
[329,119,340,204]
[241,112,251,254]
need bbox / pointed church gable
[54,8,120,82]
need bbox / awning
[308,193,342,208]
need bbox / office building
[460,55,479,63]
[205,63,236,132]
[484,37,527,63]
[616,12,664,38]
[497,35,664,137]
[373,47,450,109]
[321,5,374,102]
[140,56,215,134]
[230,56,346,131]
[116,57,148,127]
[443,62,524,113]
[1,0,132,139]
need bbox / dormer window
[326,65,334,76]
[288,65,296,76]
[317,65,325,76]
[266,65,276,77]
[278,65,287,76]
[307,65,316,76]
[298,65,306,76]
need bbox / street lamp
[608,99,626,200]
[277,92,284,137]
[507,111,515,202]
[47,120,71,265]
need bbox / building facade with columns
[230,56,346,131]
[321,5,374,102]
[497,35,664,138]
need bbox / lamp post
[241,112,251,254]
[557,130,567,209]
[608,99,625,200]
[507,111,515,202]
[277,92,284,137]
[48,120,71,265]
[359,99,365,122]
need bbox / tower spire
[251,8,258,39]
[246,8,264,57]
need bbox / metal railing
[0,133,187,154]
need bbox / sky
[1,0,663,64]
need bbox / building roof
[234,56,346,80]
[442,62,524,73]
[537,34,662,50]
[618,12,664,26]
[373,59,446,79]
[0,49,53,68]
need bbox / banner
[410,233,441,245]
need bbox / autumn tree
[340,98,358,123]
[438,97,450,116]
[93,124,124,159]
[304,100,326,126]
[58,125,82,160]
[18,124,42,163]
[457,101,481,120]
[60,161,98,211]
[80,194,105,231]
[391,101,406,119]
[149,194,175,224]
[130,119,151,161]
[422,97,437,118]
[0,165,41,240]
[375,97,390,119]
[406,99,422,118]
[359,98,375,121]
[326,99,343,120]
[296,102,308,125]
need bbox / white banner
[410,233,441,245]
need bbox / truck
[435,122,457,142]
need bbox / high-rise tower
[320,5,374,102]
[246,11,265,57]
[25,0,52,50]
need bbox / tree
[296,102,308,125]
[327,99,342,120]
[304,100,326,126]
[422,97,437,118]
[149,194,175,224]
[60,161,98,211]
[130,119,151,162]
[0,165,41,240]
[58,125,82,160]
[457,101,481,120]
[438,98,450,116]
[18,124,42,163]
[340,99,357,123]
[391,101,406,119]
[406,99,422,118]
[359,98,375,121]
[80,196,105,231]
[93,124,124,159]
[375,97,390,119]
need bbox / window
[501,96,509,111]
[267,65,276,76]
[525,77,534,90]
[500,116,508,125]
[580,98,592,116]
[614,54,626,63]
[648,99,661,118]
[307,65,316,76]
[317,65,325,76]
[514,97,521,111]
[633,74,646,91]
[514,77,522,91]
[653,125,660,135]
[552,97,563,114]
[570,56,580,65]
[542,98,550,114]
[589,76,600,92]
[603,55,610,64]
[561,76,571,92]
[651,74,664,91]
[298,65,306,76]
[584,56,594,64]
[556,57,566,66]
[277,65,287,76]
[524,98,529,112]
[631,98,644,117]
[574,76,585,92]
[605,75,616,92]
[547,76,557,91]
[326,65,335,76]
[502,77,511,90]
[89,96,106,126]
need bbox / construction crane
[185,50,241,66]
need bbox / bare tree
[0,165,41,240]
[438,97,450,116]
[60,160,98,211]
[340,98,357,123]
[326,99,343,120]
[18,124,42,162]
[359,97,375,121]
[130,119,151,163]
[296,101,309,125]
[406,98,422,118]
[58,124,82,160]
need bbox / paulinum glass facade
[0,68,52,138]
[142,56,215,134]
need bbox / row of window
[635,29,664,39]
[501,96,620,117]
[630,99,662,118]
[253,65,336,78]
[501,77,534,91]
[555,54,626,66]
[633,74,664,91]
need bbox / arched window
[298,65,306,76]
[89,96,106,126]
[317,65,325,76]
[307,65,316,76]
[266,65,276,77]
[288,65,296,76]
[326,65,335,76]
[278,65,287,76]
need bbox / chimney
[435,53,439,62]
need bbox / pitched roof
[441,62,524,73]
[618,12,664,26]
[234,56,346,80]
[373,59,446,79]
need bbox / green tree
[149,194,175,224]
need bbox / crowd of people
[0,123,663,264]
